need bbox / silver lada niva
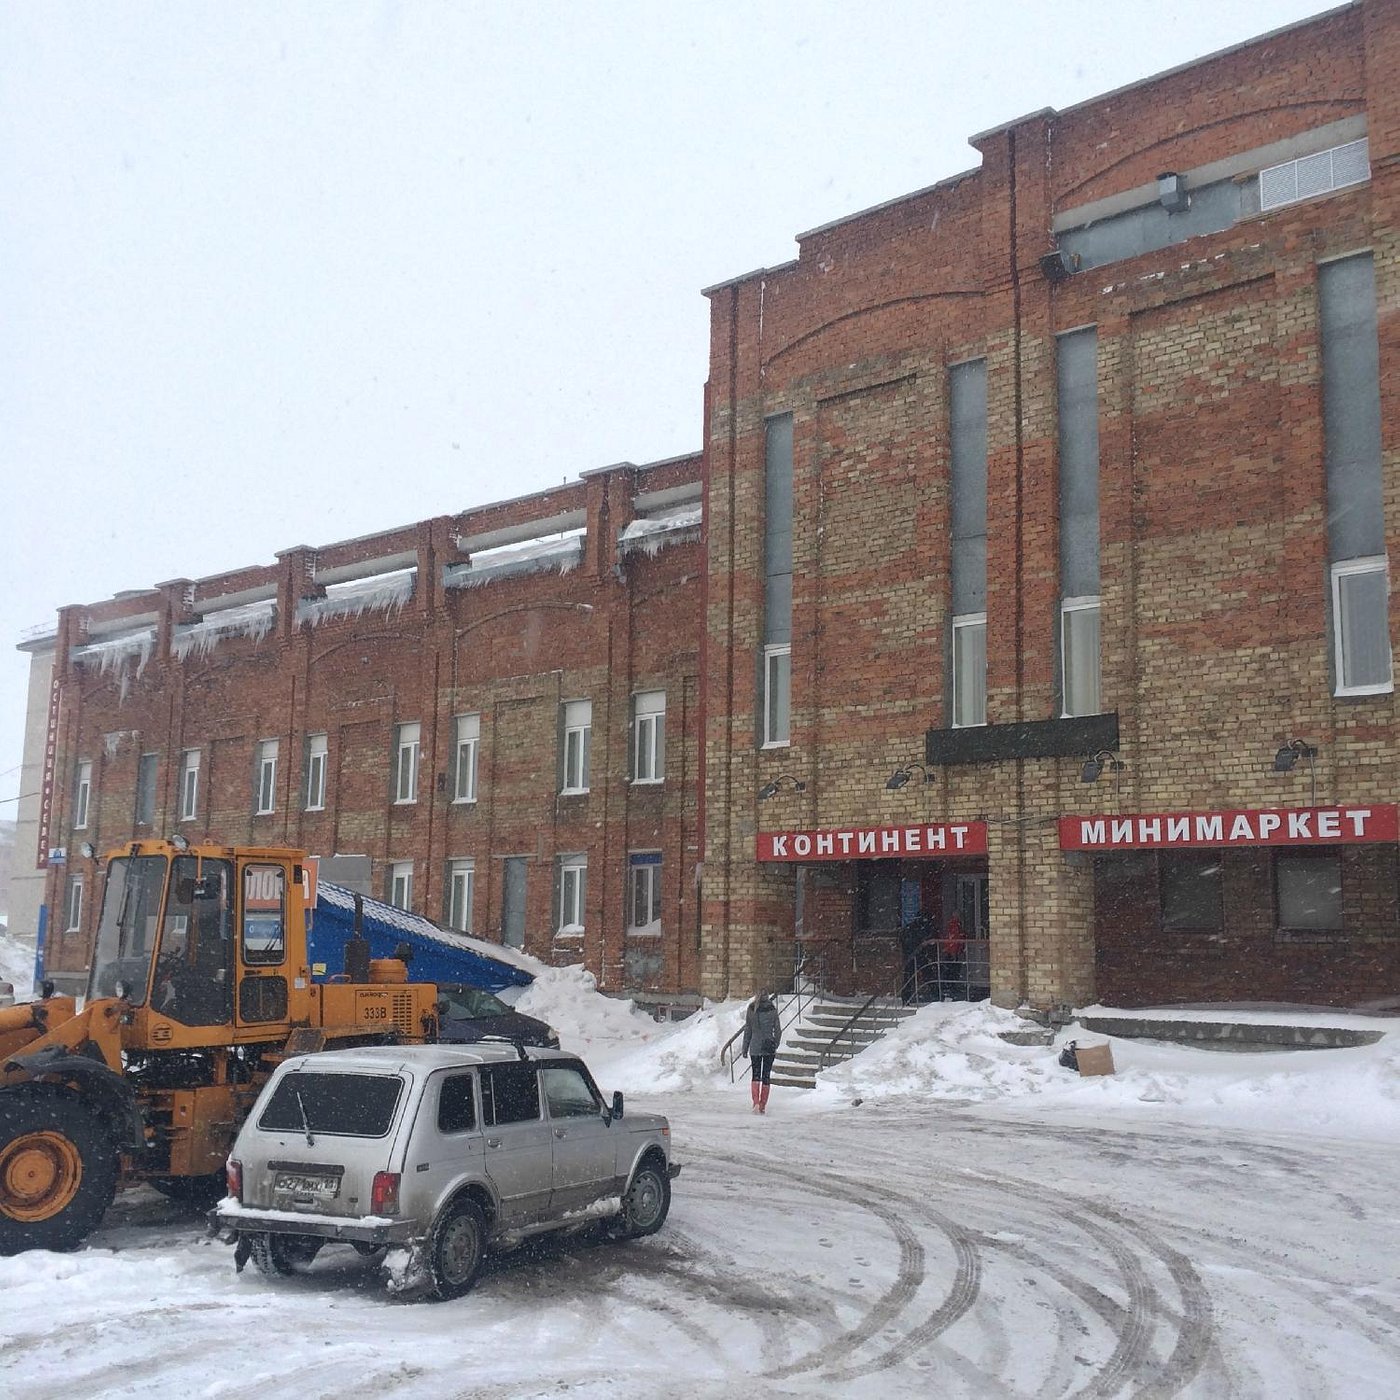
[211,1041,679,1300]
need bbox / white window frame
[255,739,279,816]
[448,858,475,933]
[453,713,480,803]
[558,854,587,936]
[389,860,414,911]
[632,691,665,783]
[627,854,662,935]
[763,644,791,748]
[951,613,987,728]
[1060,596,1102,718]
[304,733,328,811]
[1331,556,1393,696]
[65,874,84,932]
[179,749,200,822]
[561,700,591,795]
[394,722,421,805]
[72,759,92,830]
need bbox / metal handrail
[816,962,930,1071]
[720,944,827,1081]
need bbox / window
[763,645,791,746]
[258,1072,403,1138]
[541,1065,601,1119]
[305,733,328,811]
[951,614,987,728]
[394,722,421,804]
[1160,853,1223,931]
[179,749,200,821]
[255,739,279,815]
[480,1062,540,1126]
[1276,850,1343,932]
[1332,558,1392,695]
[1061,598,1102,718]
[133,752,158,827]
[242,863,286,965]
[447,858,475,934]
[627,853,662,934]
[632,691,665,782]
[558,854,587,934]
[561,700,591,793]
[1259,138,1369,212]
[72,760,92,830]
[65,874,84,932]
[437,1074,477,1134]
[453,713,480,803]
[389,861,414,911]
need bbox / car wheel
[247,1231,324,1277]
[427,1198,486,1300]
[616,1162,670,1239]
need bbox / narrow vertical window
[949,360,988,727]
[65,874,84,932]
[394,722,421,804]
[72,760,92,830]
[453,713,480,802]
[179,749,200,821]
[305,733,328,811]
[1057,327,1101,716]
[448,858,475,933]
[255,739,279,815]
[762,413,793,746]
[561,700,591,793]
[1319,254,1392,695]
[632,691,665,782]
[627,852,662,934]
[389,860,414,911]
[558,854,587,934]
[134,752,158,827]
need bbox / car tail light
[226,1159,242,1201]
[371,1171,401,1216]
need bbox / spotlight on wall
[884,761,931,790]
[168,833,190,852]
[1272,738,1318,806]
[1080,750,1125,784]
[1039,247,1080,283]
[79,841,96,860]
[757,774,807,801]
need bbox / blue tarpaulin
[310,882,534,994]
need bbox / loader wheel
[148,1172,227,1211]
[0,1090,119,1255]
[247,1231,324,1277]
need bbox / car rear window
[258,1071,404,1138]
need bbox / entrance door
[501,858,527,949]
[952,873,990,997]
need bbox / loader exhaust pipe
[345,892,371,984]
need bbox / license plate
[275,1172,339,1198]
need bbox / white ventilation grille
[1259,138,1369,212]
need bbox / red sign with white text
[758,822,988,862]
[1059,804,1398,852]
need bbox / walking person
[742,989,782,1114]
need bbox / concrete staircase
[769,996,916,1089]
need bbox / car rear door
[400,1070,487,1223]
[540,1061,621,1215]
[478,1061,552,1226]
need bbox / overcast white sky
[0,0,1330,823]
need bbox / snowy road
[3,1088,1397,1399]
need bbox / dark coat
[742,994,781,1058]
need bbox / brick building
[24,457,706,1006]
[17,2,1400,1012]
[698,0,1399,1009]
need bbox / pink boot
[750,1081,761,1113]
[758,1083,771,1114]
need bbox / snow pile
[618,504,702,558]
[295,570,415,627]
[0,926,36,997]
[445,535,582,589]
[171,600,275,660]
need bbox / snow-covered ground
[2,946,1399,1398]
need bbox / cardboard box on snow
[1076,1042,1115,1076]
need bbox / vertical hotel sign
[34,668,62,869]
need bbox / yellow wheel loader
[0,839,439,1254]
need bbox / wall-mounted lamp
[1080,750,1125,784]
[79,841,97,860]
[1039,247,1080,283]
[1272,738,1318,806]
[168,833,190,852]
[757,774,807,801]
[884,761,932,791]
[1157,171,1189,213]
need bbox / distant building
[18,1,1399,1011]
